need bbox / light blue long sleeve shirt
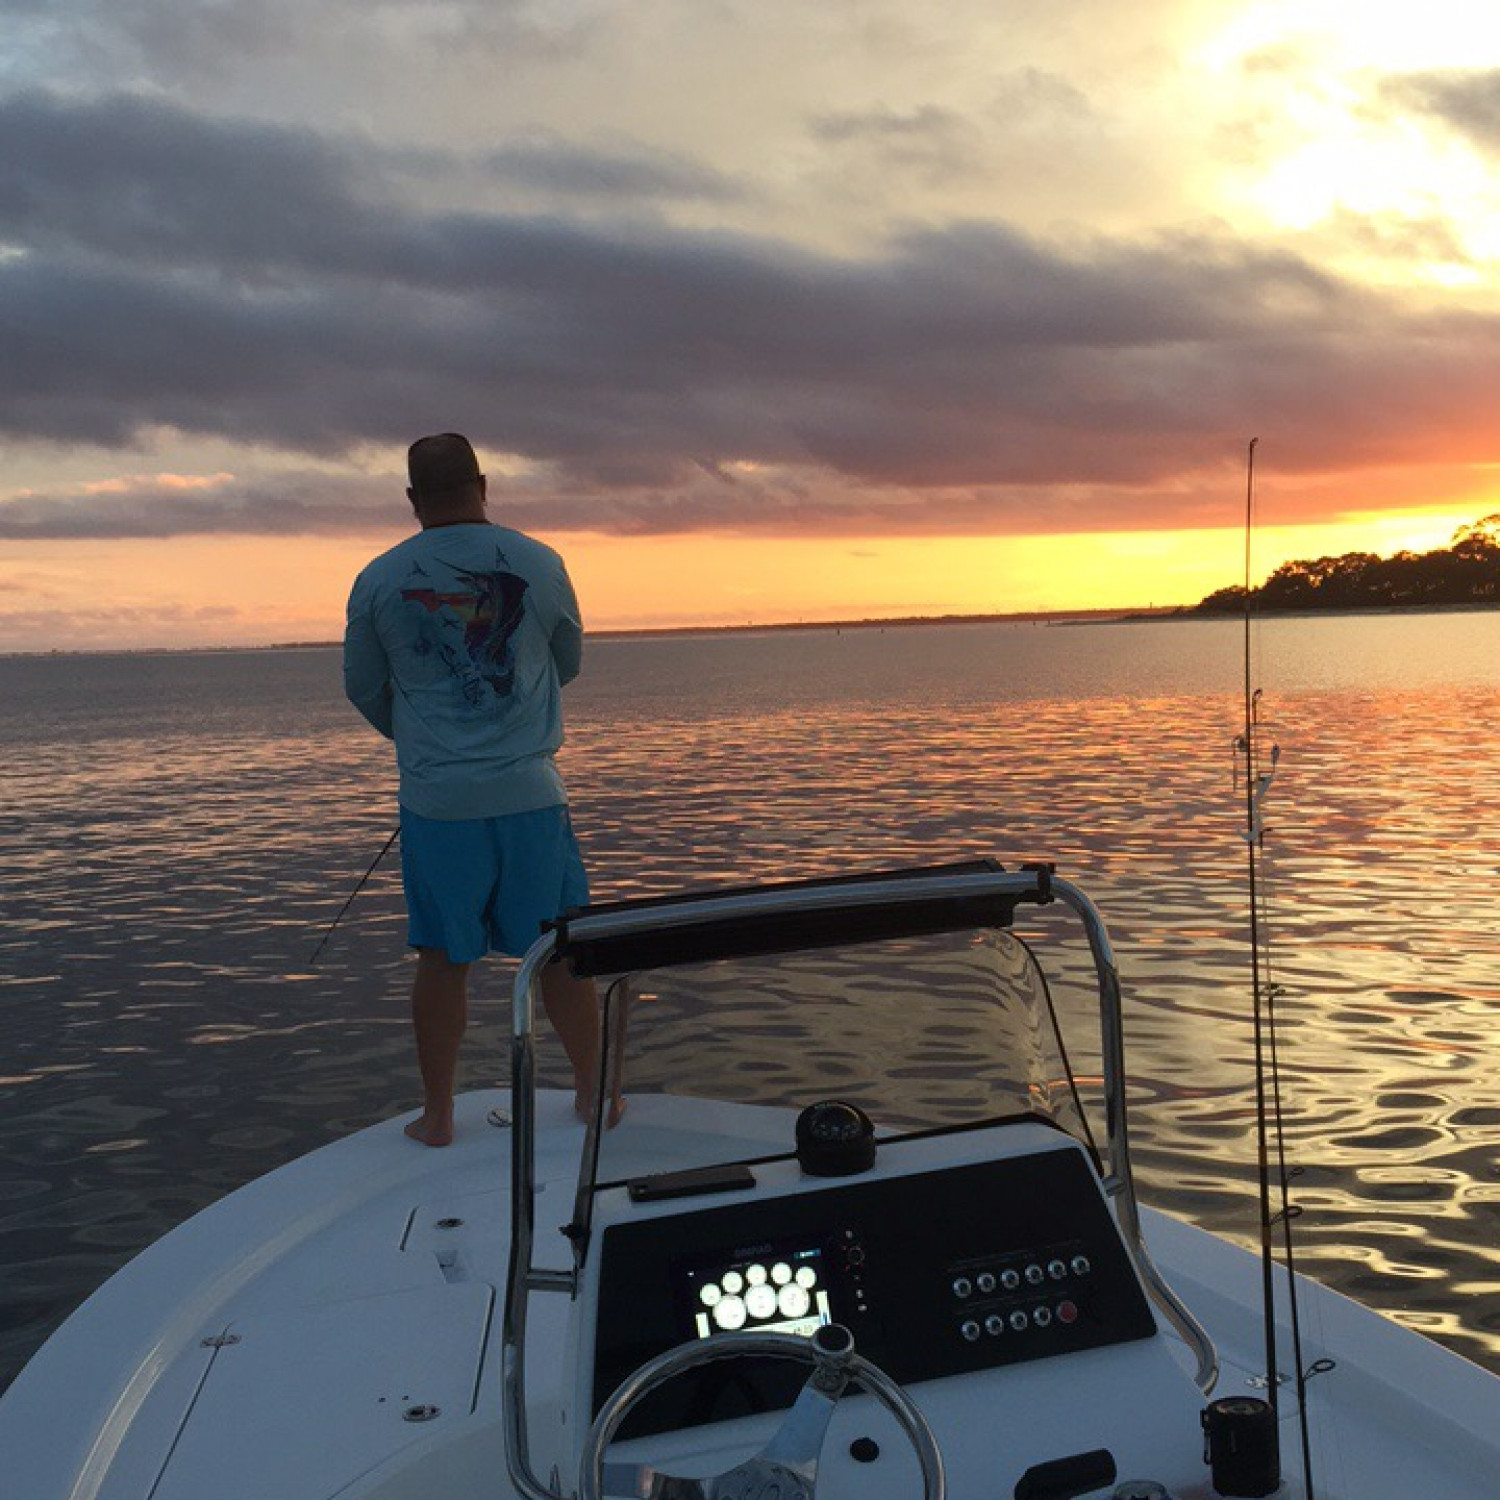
[343,522,583,820]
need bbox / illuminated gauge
[714,1296,748,1331]
[771,1262,793,1285]
[779,1283,812,1319]
[795,1266,818,1288]
[746,1263,769,1286]
[700,1284,723,1307]
[722,1271,745,1295]
[746,1284,778,1320]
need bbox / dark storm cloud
[6,88,1500,541]
[0,91,387,275]
[1383,69,1500,152]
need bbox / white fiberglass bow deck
[3,862,1497,1500]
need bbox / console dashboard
[589,1124,1156,1436]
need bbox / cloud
[484,135,742,203]
[0,461,1260,543]
[0,470,386,539]
[5,87,1500,543]
[809,104,987,187]
[1311,207,1473,269]
[1383,69,1500,153]
[6,0,604,89]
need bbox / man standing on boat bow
[343,432,622,1144]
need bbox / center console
[590,1129,1156,1435]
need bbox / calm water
[2,612,1498,1392]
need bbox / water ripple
[2,620,1498,1390]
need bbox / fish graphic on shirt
[401,558,529,702]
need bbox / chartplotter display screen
[681,1242,834,1340]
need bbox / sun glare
[1199,2,1500,286]
[1258,122,1482,231]
[1200,0,1500,73]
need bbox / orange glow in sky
[567,508,1488,631]
[4,500,1487,654]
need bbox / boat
[4,860,1497,1499]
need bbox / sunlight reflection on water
[1,614,1498,1390]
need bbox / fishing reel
[1201,1396,1279,1497]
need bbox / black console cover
[593,1145,1156,1434]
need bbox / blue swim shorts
[399,803,590,964]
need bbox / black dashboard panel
[592,1146,1156,1433]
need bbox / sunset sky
[4,0,1500,651]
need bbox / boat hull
[3,1089,1497,1500]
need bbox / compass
[795,1099,876,1177]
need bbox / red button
[1057,1300,1079,1325]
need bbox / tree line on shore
[1193,514,1500,613]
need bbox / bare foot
[575,1093,628,1130]
[404,1111,455,1147]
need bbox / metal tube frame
[502,868,1217,1500]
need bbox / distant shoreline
[1162,599,1500,624]
[3,599,1495,659]
[590,606,1173,639]
[0,606,1169,659]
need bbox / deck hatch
[150,1283,492,1500]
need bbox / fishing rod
[1240,439,1281,1432]
[308,826,401,966]
[1230,439,1324,1499]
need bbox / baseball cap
[407,433,482,494]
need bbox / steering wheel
[578,1322,945,1500]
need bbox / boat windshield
[505,873,1220,1456]
[572,907,1108,1184]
